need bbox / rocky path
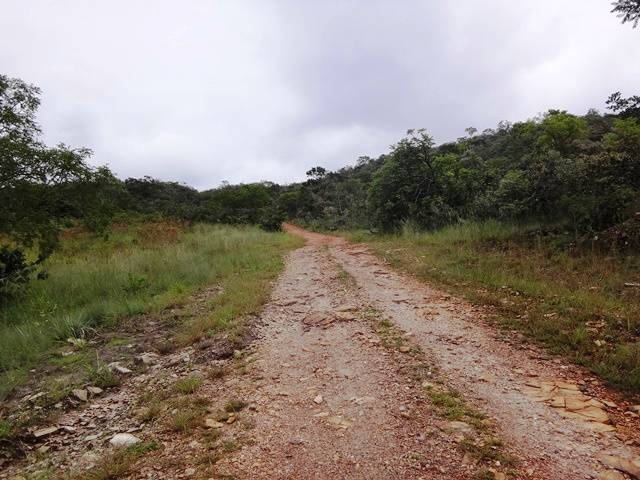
[275,224,640,480]
[209,238,480,479]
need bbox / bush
[0,246,35,302]
[259,205,285,232]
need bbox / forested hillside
[105,95,640,244]
[285,97,640,238]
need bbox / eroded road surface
[206,225,640,479]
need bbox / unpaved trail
[265,224,639,479]
[209,235,484,479]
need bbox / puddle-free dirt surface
[245,224,638,480]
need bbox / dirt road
[5,225,640,479]
[201,225,640,479]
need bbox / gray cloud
[1,1,638,189]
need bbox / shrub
[0,246,35,302]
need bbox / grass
[173,376,203,394]
[428,387,483,422]
[0,418,13,440]
[348,220,640,393]
[224,399,247,412]
[0,221,302,400]
[168,395,209,432]
[85,363,121,389]
[136,402,163,423]
[76,440,159,480]
[222,439,240,452]
[460,436,512,466]
[170,408,202,433]
[207,365,228,379]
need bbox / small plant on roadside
[85,363,121,389]
[196,452,221,468]
[155,339,177,355]
[224,399,247,413]
[168,395,209,433]
[201,428,221,448]
[79,441,158,480]
[0,419,14,440]
[43,377,75,405]
[173,376,203,394]
[222,439,240,452]
[136,402,163,423]
[207,365,228,379]
[126,440,159,456]
[106,337,131,347]
[460,436,514,466]
[170,408,201,433]
[474,469,499,480]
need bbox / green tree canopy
[0,74,113,297]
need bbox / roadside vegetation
[0,222,301,400]
[349,221,640,393]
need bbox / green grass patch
[0,418,14,440]
[348,220,640,393]
[173,376,203,394]
[85,362,121,389]
[106,337,132,347]
[428,388,478,421]
[0,223,302,400]
[76,440,159,480]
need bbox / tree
[199,183,274,224]
[612,0,640,28]
[0,75,103,298]
[369,129,440,230]
[538,111,588,154]
[607,92,640,119]
[306,166,327,180]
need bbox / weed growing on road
[364,307,516,477]
[174,376,203,394]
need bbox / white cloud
[1,0,638,189]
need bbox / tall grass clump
[0,222,301,399]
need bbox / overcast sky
[1,1,638,189]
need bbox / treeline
[283,96,640,240]
[117,96,640,244]
[81,176,284,231]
